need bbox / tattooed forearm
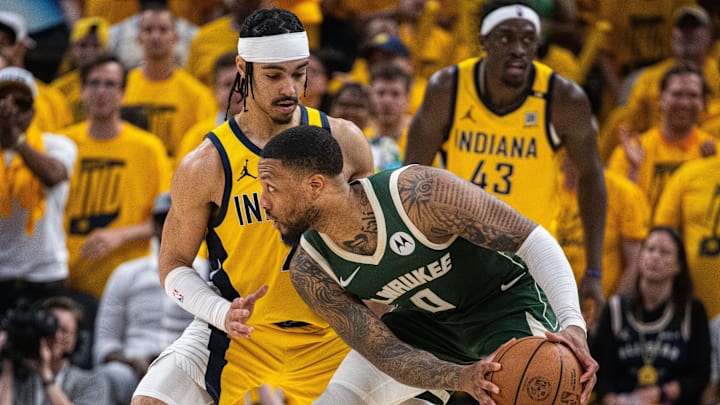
[398,166,535,251]
[290,247,466,391]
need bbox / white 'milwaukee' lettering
[456,131,537,159]
[374,253,452,304]
[232,192,269,225]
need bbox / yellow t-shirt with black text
[63,121,171,298]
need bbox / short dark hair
[139,0,168,11]
[331,81,369,108]
[79,53,127,88]
[659,60,708,97]
[369,62,413,93]
[261,126,343,177]
[213,51,238,82]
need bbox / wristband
[164,265,231,332]
[585,268,602,279]
[42,377,55,387]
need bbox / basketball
[487,336,583,405]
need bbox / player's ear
[307,173,325,198]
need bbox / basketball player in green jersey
[404,0,607,319]
[257,126,598,405]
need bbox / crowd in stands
[0,0,719,404]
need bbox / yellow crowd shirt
[185,15,238,86]
[608,126,716,212]
[625,57,720,133]
[32,80,73,133]
[597,0,694,72]
[83,0,215,24]
[50,69,84,124]
[174,116,219,168]
[556,170,650,296]
[443,58,562,230]
[62,122,172,298]
[655,157,720,318]
[123,68,216,158]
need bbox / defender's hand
[225,284,268,338]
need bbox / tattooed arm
[290,247,505,400]
[398,165,536,248]
[397,165,598,403]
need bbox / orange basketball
[487,336,583,405]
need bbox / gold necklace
[636,303,673,386]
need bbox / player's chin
[279,231,301,247]
[272,113,294,125]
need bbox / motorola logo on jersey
[389,231,415,256]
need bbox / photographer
[0,297,109,405]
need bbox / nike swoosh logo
[339,266,362,288]
[500,273,525,292]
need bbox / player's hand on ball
[225,284,269,338]
[545,326,599,404]
[460,338,516,404]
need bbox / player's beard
[279,206,320,246]
[273,115,294,125]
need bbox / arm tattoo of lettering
[399,166,534,251]
[290,248,464,390]
[341,187,377,255]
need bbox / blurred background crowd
[0,0,719,404]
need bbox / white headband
[237,31,310,63]
[480,5,541,36]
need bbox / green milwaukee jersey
[300,166,559,364]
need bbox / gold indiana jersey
[443,58,562,229]
[206,106,331,327]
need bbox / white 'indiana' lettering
[456,131,538,158]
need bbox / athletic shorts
[134,318,213,405]
[134,318,349,405]
[324,349,452,405]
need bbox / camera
[1,300,58,361]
